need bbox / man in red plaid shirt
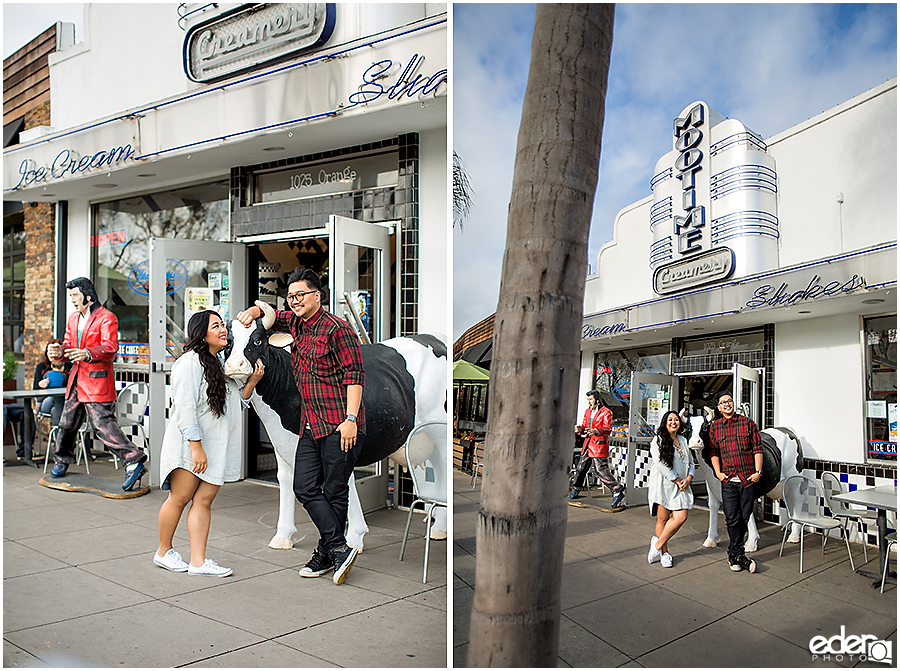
[237,268,365,585]
[707,390,763,573]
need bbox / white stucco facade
[5,2,448,338]
[4,3,448,490]
[580,78,896,475]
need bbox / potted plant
[3,351,18,395]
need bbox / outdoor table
[832,484,898,589]
[2,387,66,468]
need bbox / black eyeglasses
[286,289,318,304]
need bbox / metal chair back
[399,421,448,583]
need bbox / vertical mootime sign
[650,102,780,295]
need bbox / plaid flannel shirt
[707,414,762,487]
[273,307,366,440]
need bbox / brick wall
[22,100,56,388]
[23,201,56,387]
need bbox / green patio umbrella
[453,359,490,383]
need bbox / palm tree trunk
[468,4,615,667]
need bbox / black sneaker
[727,554,742,572]
[330,544,359,585]
[298,548,334,578]
[736,554,757,573]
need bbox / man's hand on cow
[64,348,90,362]
[235,307,259,327]
[338,421,358,452]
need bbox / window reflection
[93,180,230,363]
[864,315,897,462]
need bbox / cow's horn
[255,300,276,330]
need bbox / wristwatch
[345,414,358,423]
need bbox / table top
[2,387,67,400]
[832,485,898,512]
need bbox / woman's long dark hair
[655,410,683,469]
[183,310,226,418]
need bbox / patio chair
[779,475,855,573]
[821,472,878,566]
[399,421,448,583]
[43,420,92,474]
[35,407,54,456]
[471,441,484,489]
[881,532,896,594]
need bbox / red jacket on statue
[61,306,119,403]
[577,404,613,458]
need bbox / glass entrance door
[329,215,392,511]
[329,215,392,344]
[732,363,761,427]
[625,371,676,505]
[148,238,247,487]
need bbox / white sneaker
[661,552,673,568]
[153,549,188,572]
[188,558,233,577]
[648,536,661,564]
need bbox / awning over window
[4,116,24,148]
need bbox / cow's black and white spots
[223,301,447,550]
[683,407,802,550]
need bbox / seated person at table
[3,403,33,460]
[37,359,68,422]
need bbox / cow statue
[223,300,447,552]
[681,406,801,551]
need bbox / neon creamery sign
[183,3,336,83]
[14,145,136,189]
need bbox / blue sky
[452,3,898,340]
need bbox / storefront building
[3,3,448,507]
[579,80,896,540]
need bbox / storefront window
[456,384,488,425]
[592,344,670,423]
[92,180,230,363]
[864,314,897,462]
[3,216,26,355]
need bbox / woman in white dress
[153,310,264,577]
[648,410,694,568]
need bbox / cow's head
[223,300,285,380]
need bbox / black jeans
[3,404,35,454]
[721,480,758,557]
[293,428,364,553]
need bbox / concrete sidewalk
[3,447,446,668]
[454,468,897,667]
